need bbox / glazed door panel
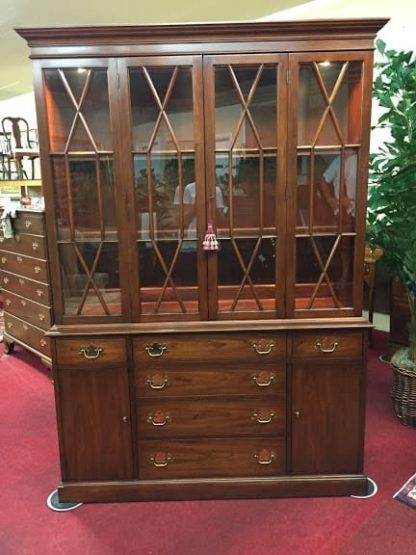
[287,51,374,318]
[58,367,133,481]
[38,59,125,322]
[119,56,207,321]
[203,54,288,320]
[291,361,364,475]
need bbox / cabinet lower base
[58,474,368,503]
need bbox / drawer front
[1,271,50,305]
[0,251,48,282]
[292,330,363,359]
[13,211,45,235]
[134,333,286,365]
[3,291,51,331]
[0,233,46,259]
[55,337,127,367]
[136,366,285,398]
[137,398,285,438]
[4,313,50,357]
[138,438,286,479]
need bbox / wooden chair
[1,117,39,180]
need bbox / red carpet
[0,332,415,555]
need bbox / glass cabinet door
[123,57,207,320]
[289,52,373,317]
[204,55,287,320]
[42,60,122,319]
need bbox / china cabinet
[17,18,387,503]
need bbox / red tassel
[203,221,219,251]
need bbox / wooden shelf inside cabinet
[16,18,387,503]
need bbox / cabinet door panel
[287,51,374,318]
[204,54,288,320]
[58,367,133,481]
[120,56,208,321]
[291,361,364,475]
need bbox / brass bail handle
[79,345,104,359]
[251,340,276,356]
[315,339,339,353]
[144,342,168,358]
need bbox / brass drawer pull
[7,322,13,329]
[146,374,169,390]
[15,234,21,242]
[252,371,275,387]
[38,313,45,321]
[34,266,41,274]
[17,256,23,264]
[252,409,276,424]
[36,289,43,297]
[32,241,39,251]
[1,257,7,264]
[144,342,168,358]
[3,277,9,284]
[40,339,47,347]
[251,340,276,356]
[23,324,28,331]
[253,449,275,465]
[21,299,27,307]
[5,299,11,306]
[315,339,339,354]
[79,345,104,359]
[25,218,32,229]
[150,452,173,468]
[147,411,171,427]
[19,278,25,285]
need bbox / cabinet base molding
[58,475,368,503]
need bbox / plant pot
[391,361,416,427]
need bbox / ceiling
[0,0,308,100]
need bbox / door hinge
[286,69,289,84]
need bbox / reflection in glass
[298,61,362,147]
[59,242,121,316]
[130,67,194,151]
[138,241,198,314]
[217,238,276,312]
[295,235,354,309]
[44,68,111,152]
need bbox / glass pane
[216,154,277,237]
[138,241,198,314]
[215,65,277,150]
[60,242,121,316]
[130,66,194,151]
[295,236,354,309]
[296,149,357,232]
[217,238,276,312]
[44,68,111,152]
[134,154,196,240]
[52,156,117,241]
[298,61,363,147]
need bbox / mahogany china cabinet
[17,18,387,503]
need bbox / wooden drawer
[134,333,286,366]
[0,251,48,282]
[1,271,50,305]
[0,233,46,259]
[4,313,50,357]
[55,337,127,367]
[3,291,51,331]
[292,330,363,359]
[138,438,286,479]
[137,398,285,439]
[13,211,45,236]
[136,366,285,398]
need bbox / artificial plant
[367,38,416,368]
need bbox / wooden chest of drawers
[0,209,51,365]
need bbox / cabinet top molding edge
[16,18,389,48]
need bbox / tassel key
[203,221,219,251]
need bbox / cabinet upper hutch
[17,18,387,503]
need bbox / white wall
[0,91,37,129]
